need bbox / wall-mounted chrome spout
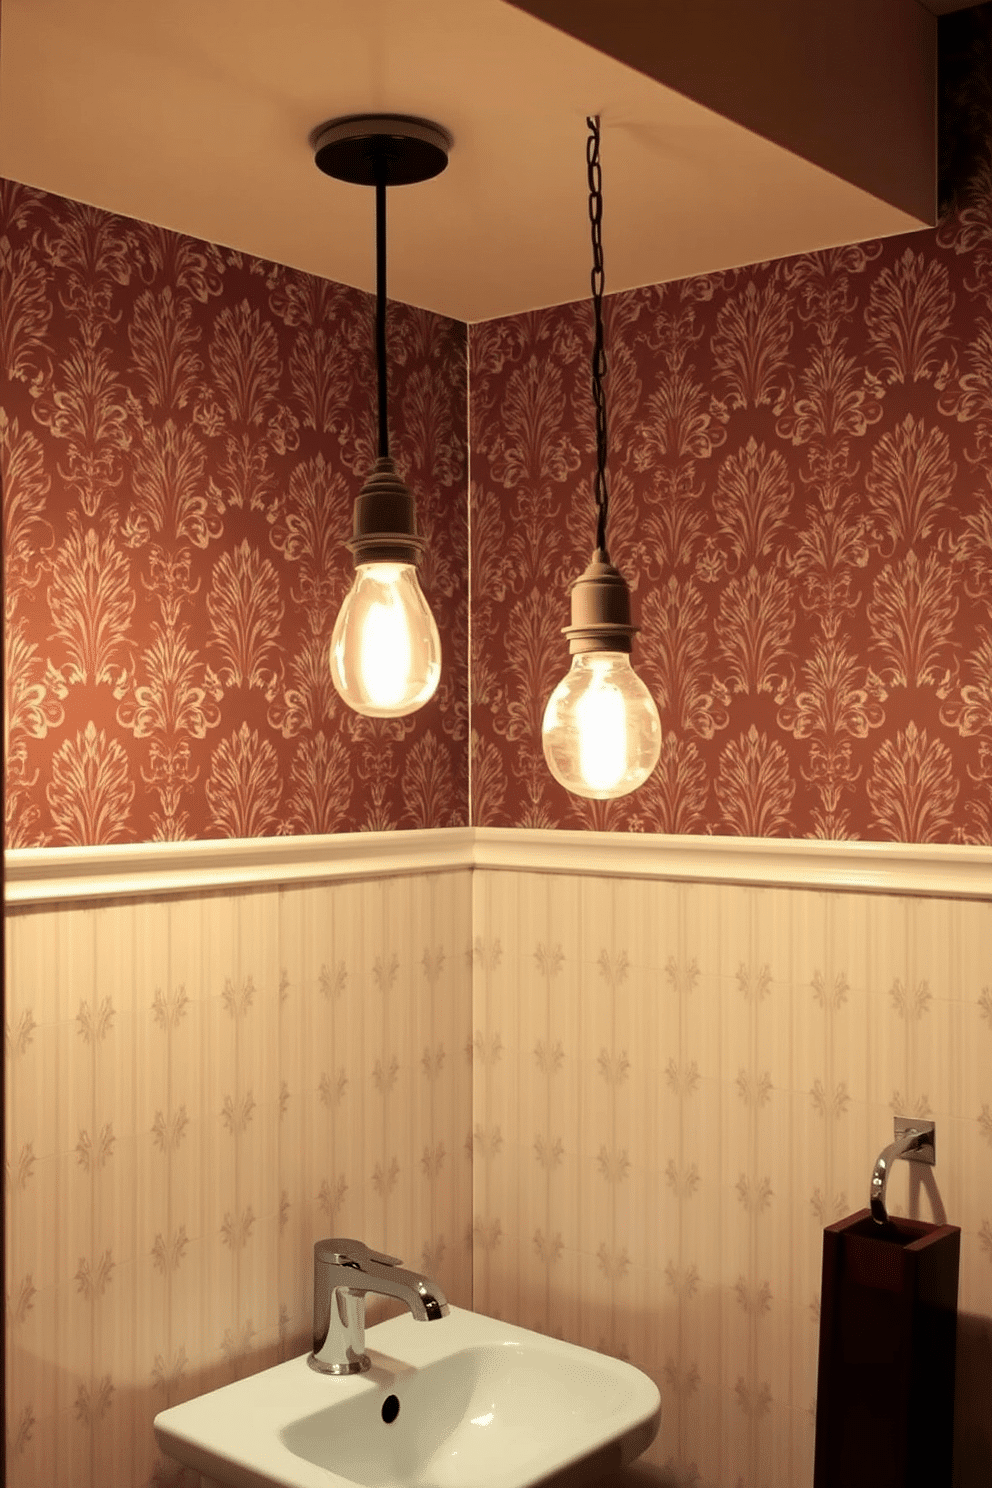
[870,1117,936,1225]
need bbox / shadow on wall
[604,1468,699,1488]
[8,1330,313,1486]
[954,1312,992,1488]
[938,3,992,217]
[9,1291,441,1486]
[587,1315,992,1488]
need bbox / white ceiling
[0,0,942,322]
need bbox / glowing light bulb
[542,651,661,800]
[330,562,441,718]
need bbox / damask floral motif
[472,183,992,840]
[717,727,795,837]
[9,156,992,842]
[206,540,284,690]
[402,732,457,828]
[863,249,955,385]
[48,521,135,686]
[206,724,283,838]
[864,415,955,551]
[711,273,794,410]
[47,722,133,843]
[1,184,468,844]
[867,723,959,841]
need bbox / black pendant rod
[374,151,389,461]
[312,117,453,465]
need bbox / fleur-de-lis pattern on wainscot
[468,916,507,1317]
[531,939,566,1335]
[6,862,992,1488]
[4,869,473,1488]
[591,946,633,1361]
[1,179,468,846]
[471,869,992,1488]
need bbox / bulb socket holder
[564,549,638,655]
[347,457,424,566]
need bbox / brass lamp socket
[564,549,638,655]
[347,457,424,566]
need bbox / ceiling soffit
[0,0,935,321]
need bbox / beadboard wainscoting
[470,855,992,1488]
[4,838,475,1488]
[5,829,992,1487]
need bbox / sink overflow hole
[382,1395,400,1424]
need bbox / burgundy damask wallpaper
[470,177,992,841]
[6,151,992,847]
[1,180,468,846]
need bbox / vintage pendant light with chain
[313,115,450,717]
[541,117,661,800]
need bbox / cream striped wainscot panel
[469,843,992,1488]
[6,829,992,1488]
[4,836,474,1488]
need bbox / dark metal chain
[587,114,609,554]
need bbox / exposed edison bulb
[330,562,441,718]
[542,651,661,800]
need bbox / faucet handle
[364,1245,402,1267]
[315,1238,402,1268]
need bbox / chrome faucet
[308,1238,449,1375]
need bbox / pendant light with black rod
[541,116,662,800]
[313,115,451,718]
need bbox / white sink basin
[154,1305,661,1488]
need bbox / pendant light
[313,115,450,718]
[541,117,662,800]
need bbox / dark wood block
[813,1209,961,1488]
